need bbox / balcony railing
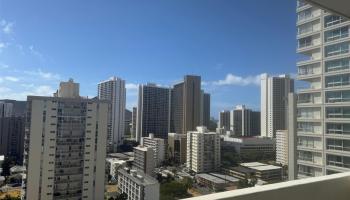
[183,172,350,200]
[327,97,350,103]
[327,129,350,135]
[326,81,350,88]
[327,113,350,118]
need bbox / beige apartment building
[23,79,109,200]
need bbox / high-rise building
[296,0,350,177]
[200,91,211,128]
[261,74,294,138]
[131,107,137,139]
[0,102,13,117]
[276,130,289,166]
[136,84,170,142]
[133,146,155,176]
[168,133,187,164]
[0,100,26,163]
[141,134,166,167]
[170,75,201,134]
[186,126,220,173]
[23,79,109,200]
[0,117,25,163]
[231,105,261,136]
[98,76,126,152]
[125,109,132,138]
[219,110,231,131]
[118,168,160,200]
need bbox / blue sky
[0,0,298,118]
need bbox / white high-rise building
[276,130,289,166]
[23,79,109,200]
[98,76,126,152]
[296,0,350,178]
[186,126,220,173]
[118,168,159,200]
[141,133,166,167]
[261,74,294,138]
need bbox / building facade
[0,100,26,163]
[219,110,231,132]
[261,74,294,138]
[133,146,155,176]
[131,107,137,139]
[168,133,187,164]
[186,127,221,173]
[231,105,261,137]
[170,75,201,134]
[23,79,109,200]
[296,0,350,177]
[118,168,159,200]
[98,76,126,152]
[141,134,166,167]
[136,84,171,142]
[276,130,289,166]
[200,92,211,128]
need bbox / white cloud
[29,45,45,61]
[24,69,61,80]
[213,73,263,86]
[0,63,9,69]
[126,83,138,90]
[3,76,19,82]
[0,87,11,93]
[0,85,55,100]
[0,19,14,34]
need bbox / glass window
[324,15,347,28]
[325,74,350,87]
[325,26,349,42]
[325,42,350,57]
[325,57,350,72]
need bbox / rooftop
[196,174,227,184]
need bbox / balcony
[183,172,350,200]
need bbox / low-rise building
[106,158,127,181]
[195,173,239,191]
[222,136,275,159]
[240,162,282,182]
[118,168,159,200]
[141,133,166,167]
[222,162,282,182]
[168,133,187,164]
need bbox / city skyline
[0,0,298,117]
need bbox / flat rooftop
[249,165,282,171]
[209,173,240,183]
[240,162,267,168]
[196,174,227,184]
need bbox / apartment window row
[325,41,350,57]
[325,26,349,42]
[325,57,350,72]
[324,15,347,28]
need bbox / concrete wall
[183,172,350,200]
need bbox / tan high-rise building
[23,79,109,200]
[170,75,201,134]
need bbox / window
[324,15,347,28]
[325,26,349,42]
[325,58,350,72]
[325,42,350,57]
